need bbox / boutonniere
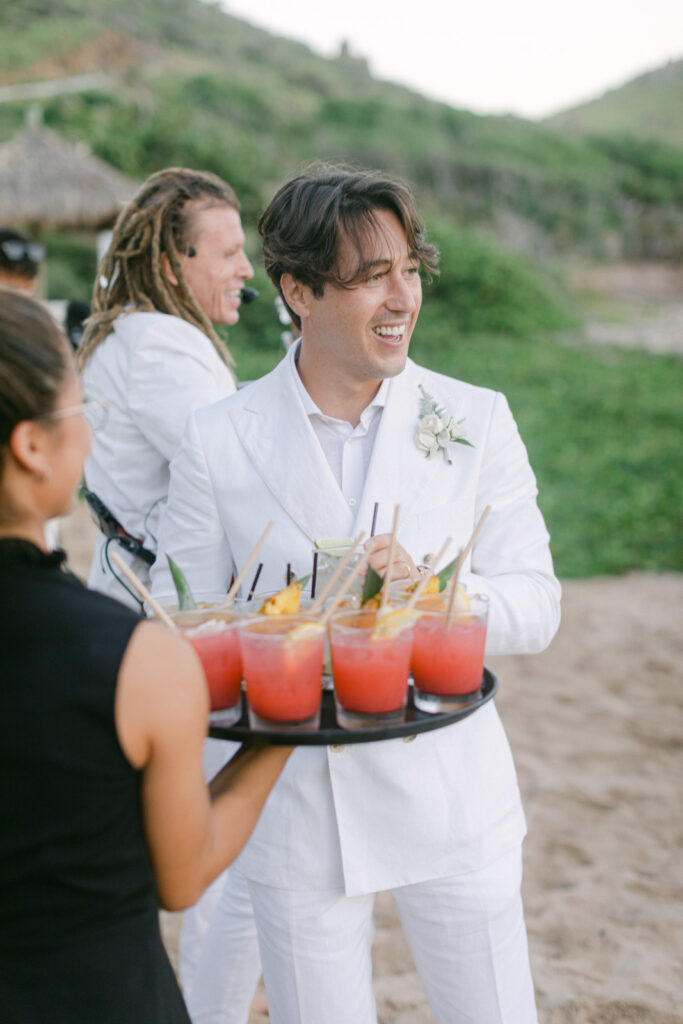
[415,384,474,464]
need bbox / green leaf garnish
[361,564,383,605]
[436,558,457,592]
[167,554,196,610]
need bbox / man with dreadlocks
[78,165,253,606]
[78,167,264,1021]
[79,166,254,606]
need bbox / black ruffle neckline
[0,537,68,571]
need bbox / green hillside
[545,58,683,149]
[1,0,681,577]
[2,0,683,260]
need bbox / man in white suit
[152,166,560,1024]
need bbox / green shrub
[424,220,578,337]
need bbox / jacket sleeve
[150,410,234,606]
[457,391,561,655]
[127,319,235,463]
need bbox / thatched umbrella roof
[0,116,139,230]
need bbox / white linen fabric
[152,343,561,897]
[292,356,388,503]
[82,310,236,604]
[179,739,261,1014]
[187,867,266,1024]
[245,846,536,1024]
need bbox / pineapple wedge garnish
[370,606,419,640]
[410,574,439,596]
[260,579,303,616]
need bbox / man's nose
[386,271,420,311]
[239,253,255,279]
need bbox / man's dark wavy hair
[258,164,440,329]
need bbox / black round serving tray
[208,668,497,746]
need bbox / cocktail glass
[169,607,244,723]
[239,615,325,731]
[411,595,489,712]
[314,549,365,599]
[328,608,414,729]
[248,590,355,689]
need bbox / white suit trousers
[246,845,537,1024]
[179,739,262,1019]
[187,867,263,1024]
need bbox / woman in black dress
[0,290,291,1023]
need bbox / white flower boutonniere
[415,384,474,464]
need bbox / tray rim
[208,668,498,746]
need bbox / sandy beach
[61,505,683,1023]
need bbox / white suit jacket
[83,311,235,604]
[152,344,561,896]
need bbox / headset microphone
[240,287,259,304]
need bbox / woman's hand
[364,534,419,582]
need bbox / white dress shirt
[290,348,388,512]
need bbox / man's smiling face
[176,202,254,326]
[297,207,422,387]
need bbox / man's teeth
[373,325,405,337]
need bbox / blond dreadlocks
[78,168,240,374]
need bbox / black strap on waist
[80,487,156,567]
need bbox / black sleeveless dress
[0,539,191,1024]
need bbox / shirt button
[348,498,356,507]
[330,744,346,752]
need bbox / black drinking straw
[246,563,263,601]
[370,502,379,537]
[311,551,318,599]
[286,563,292,585]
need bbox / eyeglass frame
[45,396,108,432]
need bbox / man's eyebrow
[355,258,392,276]
[350,252,420,280]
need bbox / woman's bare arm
[114,621,291,910]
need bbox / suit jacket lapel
[353,361,434,534]
[229,350,355,543]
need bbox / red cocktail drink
[171,609,243,722]
[411,595,489,712]
[239,616,324,731]
[329,609,414,728]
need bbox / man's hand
[364,534,419,582]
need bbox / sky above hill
[223,0,682,118]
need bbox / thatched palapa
[0,120,138,230]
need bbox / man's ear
[160,252,179,287]
[280,273,311,321]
